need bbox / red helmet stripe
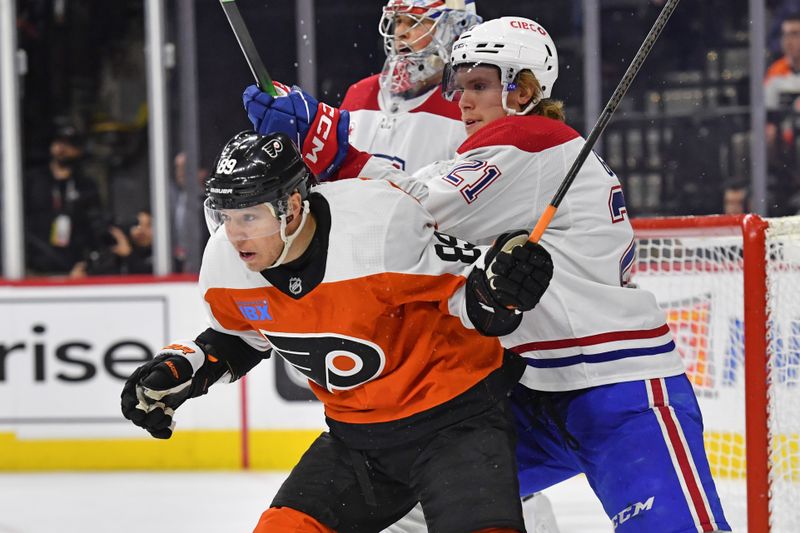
[385,0,446,16]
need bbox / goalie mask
[442,17,558,115]
[205,131,315,267]
[378,0,481,103]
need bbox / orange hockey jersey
[199,179,516,447]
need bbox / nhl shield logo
[288,277,303,295]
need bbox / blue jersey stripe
[524,341,676,369]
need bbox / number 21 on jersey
[441,160,502,204]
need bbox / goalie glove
[120,340,229,439]
[242,83,350,180]
[470,230,554,313]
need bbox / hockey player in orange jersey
[120,130,554,532]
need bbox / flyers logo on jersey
[260,330,386,392]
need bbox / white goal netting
[632,215,800,532]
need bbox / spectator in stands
[722,178,750,215]
[768,0,800,57]
[171,151,209,272]
[765,13,800,109]
[765,13,800,215]
[70,210,153,277]
[171,152,189,271]
[24,124,103,276]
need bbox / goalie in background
[121,130,556,532]
[243,16,732,533]
[339,0,478,174]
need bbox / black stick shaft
[552,0,680,208]
[528,0,680,243]
[219,0,277,95]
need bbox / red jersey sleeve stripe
[511,323,672,352]
[333,146,372,180]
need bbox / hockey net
[631,214,800,532]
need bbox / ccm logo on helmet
[510,19,547,36]
[305,103,336,164]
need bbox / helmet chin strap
[267,200,311,269]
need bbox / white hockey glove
[120,340,228,439]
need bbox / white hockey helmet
[378,0,481,101]
[443,17,558,115]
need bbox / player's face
[394,15,434,53]
[454,66,507,136]
[220,205,285,271]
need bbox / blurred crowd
[6,0,800,278]
[23,123,156,278]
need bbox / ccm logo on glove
[303,103,338,167]
[242,83,350,181]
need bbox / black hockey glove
[120,340,226,439]
[472,230,554,312]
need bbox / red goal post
[631,214,800,532]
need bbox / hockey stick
[219,0,277,96]
[527,0,681,243]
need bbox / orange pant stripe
[253,506,335,533]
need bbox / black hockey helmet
[205,131,314,213]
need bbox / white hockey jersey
[198,178,510,430]
[341,75,466,173]
[349,115,686,391]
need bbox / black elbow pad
[194,328,269,383]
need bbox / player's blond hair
[516,70,565,122]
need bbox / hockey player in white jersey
[120,130,555,533]
[242,16,732,533]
